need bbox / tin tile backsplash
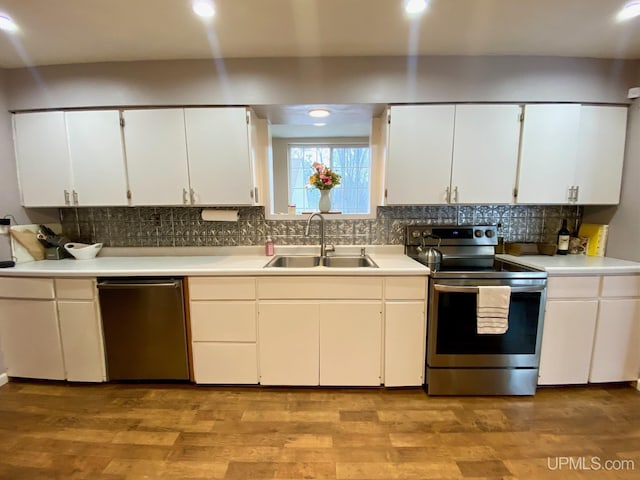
[59,205,581,248]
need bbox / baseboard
[0,373,7,387]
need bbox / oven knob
[485,229,494,238]
[411,230,421,239]
[474,229,483,238]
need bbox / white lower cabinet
[539,274,640,386]
[188,277,258,384]
[384,301,427,386]
[589,275,640,383]
[0,298,66,380]
[319,302,382,386]
[258,302,320,386]
[55,278,106,382]
[538,299,598,385]
[256,276,427,387]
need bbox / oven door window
[435,291,541,355]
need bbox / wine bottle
[557,219,570,255]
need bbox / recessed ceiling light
[313,123,327,127]
[192,0,215,19]
[617,1,640,21]
[404,0,428,15]
[0,14,18,33]
[308,109,330,118]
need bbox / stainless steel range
[406,225,548,395]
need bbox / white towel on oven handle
[477,285,511,334]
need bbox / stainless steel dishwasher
[97,277,189,381]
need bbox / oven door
[427,278,547,368]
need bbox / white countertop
[0,246,429,278]
[499,254,640,276]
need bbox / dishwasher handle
[97,279,182,289]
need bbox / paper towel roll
[201,209,239,222]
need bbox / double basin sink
[264,255,377,269]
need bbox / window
[288,144,371,214]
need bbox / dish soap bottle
[265,236,275,256]
[557,219,570,255]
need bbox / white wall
[604,98,640,261]
[5,56,639,110]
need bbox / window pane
[288,144,370,215]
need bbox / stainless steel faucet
[305,212,334,257]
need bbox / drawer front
[188,277,256,300]
[601,275,640,298]
[258,277,383,299]
[0,277,55,299]
[55,278,96,300]
[547,276,600,299]
[385,277,427,300]
[190,301,256,341]
[192,343,258,384]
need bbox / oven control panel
[405,225,498,247]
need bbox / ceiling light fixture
[617,1,640,21]
[313,123,327,127]
[192,0,216,18]
[0,14,18,33]
[404,0,428,15]
[308,109,331,118]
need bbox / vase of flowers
[309,162,341,213]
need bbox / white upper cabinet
[517,104,581,204]
[124,107,260,206]
[450,105,521,204]
[516,104,627,205]
[574,106,628,205]
[14,112,73,207]
[123,109,191,206]
[14,110,128,207]
[386,105,455,204]
[386,105,520,205]
[184,107,256,205]
[65,110,129,206]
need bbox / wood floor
[0,381,639,479]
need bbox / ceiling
[0,0,640,70]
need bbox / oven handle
[434,284,546,294]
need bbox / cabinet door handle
[190,188,196,205]
[254,187,259,204]
[568,186,575,202]
[64,190,70,205]
[182,188,189,205]
[72,190,79,205]
[453,186,459,203]
[574,185,579,202]
[445,186,450,203]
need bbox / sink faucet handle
[325,244,335,254]
[360,247,366,256]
